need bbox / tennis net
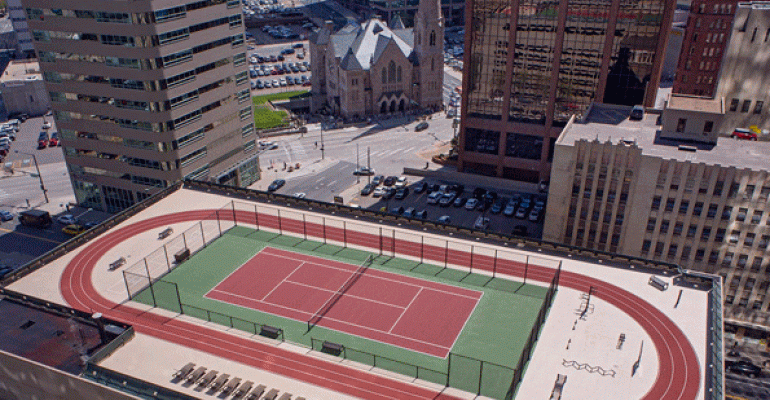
[307,255,374,331]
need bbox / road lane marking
[0,227,62,243]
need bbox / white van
[5,119,19,131]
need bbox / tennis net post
[307,255,374,331]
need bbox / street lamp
[15,150,48,203]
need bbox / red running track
[205,246,482,357]
[60,209,701,400]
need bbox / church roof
[390,15,406,30]
[329,18,413,71]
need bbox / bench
[550,374,567,400]
[247,385,266,400]
[233,380,253,398]
[649,275,669,291]
[260,325,282,339]
[221,377,241,394]
[186,367,207,383]
[174,248,190,263]
[197,370,218,387]
[173,362,195,379]
[263,388,280,400]
[209,373,229,391]
[321,340,344,356]
[277,393,292,400]
[108,257,126,271]
[158,227,174,240]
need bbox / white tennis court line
[260,247,483,301]
[205,288,453,352]
[446,291,486,352]
[388,287,422,334]
[283,278,408,311]
[261,261,306,301]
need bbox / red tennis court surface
[204,247,483,357]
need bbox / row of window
[61,129,169,152]
[24,0,236,25]
[69,164,167,188]
[695,3,733,15]
[728,98,764,114]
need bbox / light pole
[15,150,48,203]
[320,125,325,160]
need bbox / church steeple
[414,0,444,110]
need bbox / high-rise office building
[6,0,35,58]
[715,2,770,134]
[672,0,738,97]
[544,98,770,326]
[24,0,259,212]
[457,0,675,183]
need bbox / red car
[731,128,758,141]
[49,132,59,147]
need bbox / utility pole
[356,143,360,184]
[15,151,48,203]
[320,125,325,160]
[367,146,371,184]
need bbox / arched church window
[388,61,396,83]
[397,66,402,82]
[382,68,386,84]
[430,30,435,46]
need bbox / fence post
[469,245,474,274]
[379,227,383,255]
[493,249,497,278]
[254,204,259,230]
[343,221,347,248]
[278,209,283,235]
[322,217,327,244]
[216,210,222,236]
[444,240,449,268]
[231,201,237,226]
[163,244,171,272]
[420,235,424,264]
[122,271,132,299]
[182,231,188,250]
[200,222,206,247]
[447,353,452,386]
[144,260,157,307]
[391,229,395,257]
[524,255,529,284]
[478,361,483,395]
[173,282,182,314]
[303,214,307,240]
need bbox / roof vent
[373,24,383,34]
[678,145,697,152]
[19,320,35,330]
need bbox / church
[309,0,444,119]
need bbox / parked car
[57,214,77,225]
[465,198,479,210]
[353,167,375,176]
[490,201,504,214]
[383,188,396,199]
[267,179,285,192]
[413,181,427,193]
[515,207,528,219]
[731,128,758,141]
[427,191,443,205]
[438,215,451,224]
[394,187,410,200]
[403,207,415,218]
[453,197,466,207]
[439,192,456,207]
[528,209,541,221]
[49,132,60,147]
[473,216,490,230]
[62,224,87,236]
[629,105,644,120]
[42,120,52,129]
[472,187,487,200]
[415,210,428,220]
[504,203,517,216]
[372,187,385,197]
[383,176,397,186]
[389,206,405,215]
[0,210,13,221]
[38,132,49,149]
[293,192,306,199]
[726,361,762,378]
[415,121,429,131]
[395,176,408,187]
[361,184,374,195]
[372,175,384,186]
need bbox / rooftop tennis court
[132,225,549,398]
[206,247,482,357]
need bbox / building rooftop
[0,59,42,84]
[667,94,724,114]
[1,182,717,400]
[558,103,770,170]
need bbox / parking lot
[246,33,312,95]
[351,175,546,239]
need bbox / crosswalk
[0,189,8,199]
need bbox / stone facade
[309,0,443,119]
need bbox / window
[730,230,740,244]
[641,240,651,252]
[715,229,725,242]
[673,222,683,235]
[665,198,675,212]
[723,252,734,266]
[654,242,664,256]
[651,196,661,210]
[707,204,718,218]
[708,251,719,264]
[741,100,752,113]
[721,207,732,220]
[693,202,703,216]
[687,225,697,238]
[676,118,686,132]
[760,235,770,249]
[751,258,763,272]
[429,30,436,46]
[701,227,711,241]
[703,121,713,133]
[660,220,669,234]
[668,244,678,258]
[755,101,764,114]
[647,218,656,232]
[679,200,689,214]
[736,207,747,222]
[738,255,748,268]
[695,249,705,261]
[752,211,763,224]
[729,98,739,111]
[745,233,755,247]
